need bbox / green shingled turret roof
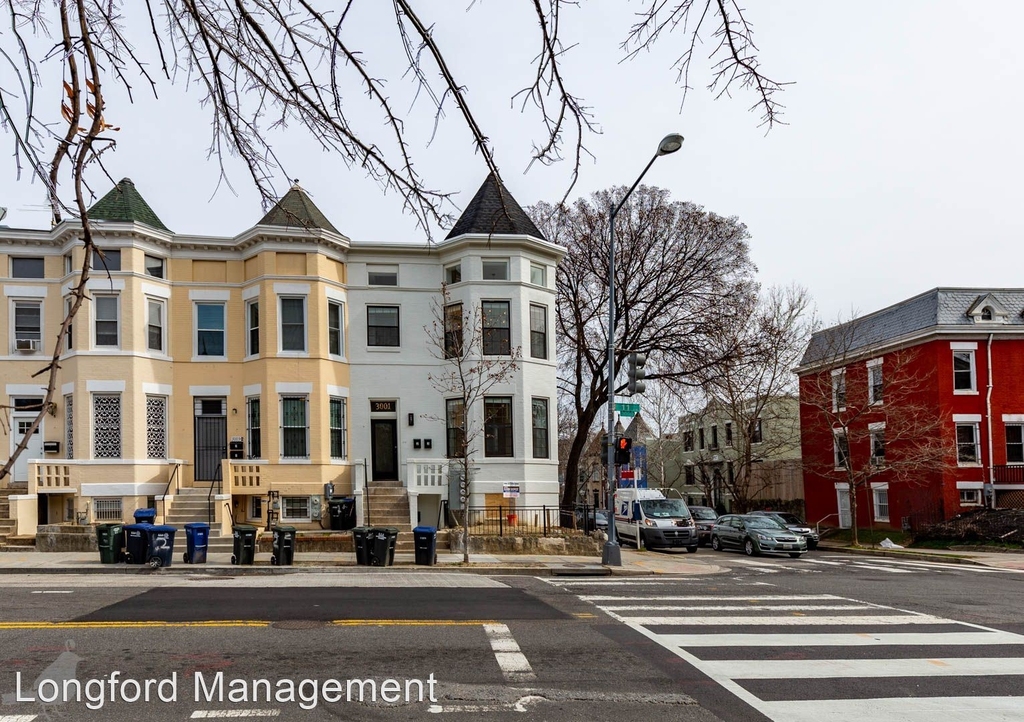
[88,178,171,232]
[258,182,340,234]
[446,173,544,240]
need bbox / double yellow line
[0,619,498,630]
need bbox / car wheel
[808,541,818,551]
[789,552,803,558]
[711,535,721,551]
[686,546,698,554]
[148,557,162,569]
[231,554,237,565]
[743,539,758,556]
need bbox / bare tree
[694,285,812,511]
[531,185,756,509]
[424,284,521,563]
[0,1,784,481]
[639,380,686,490]
[799,320,954,546]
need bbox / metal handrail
[815,513,838,536]
[361,458,369,526]
[158,462,181,522]
[207,463,222,526]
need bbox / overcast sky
[3,1,1023,323]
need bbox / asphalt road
[0,552,1022,721]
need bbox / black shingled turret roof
[88,178,170,232]
[446,173,544,240]
[258,182,340,234]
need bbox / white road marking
[599,604,875,612]
[804,559,846,566]
[602,613,946,626]
[702,656,1024,678]
[847,558,1011,574]
[483,624,536,682]
[544,578,702,586]
[0,716,38,722]
[847,562,913,573]
[580,594,843,602]
[658,631,1024,647]
[190,711,280,718]
[761,696,1024,722]
[30,590,71,594]
[428,696,545,714]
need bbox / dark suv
[688,506,718,546]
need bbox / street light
[603,133,684,567]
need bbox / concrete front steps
[0,488,33,552]
[164,486,233,554]
[363,480,413,532]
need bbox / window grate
[94,497,123,521]
[146,395,167,458]
[65,394,74,459]
[93,395,122,459]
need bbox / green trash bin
[231,524,258,565]
[96,523,124,564]
[271,525,297,566]
[352,527,371,566]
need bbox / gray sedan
[710,514,808,558]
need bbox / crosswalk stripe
[603,613,946,626]
[545,578,701,586]
[847,562,913,573]
[598,604,876,612]
[580,594,843,602]
[841,558,1011,574]
[657,631,1024,647]
[760,696,1024,722]
[701,656,1024,678]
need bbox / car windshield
[774,513,804,525]
[640,499,691,519]
[745,516,788,530]
[691,507,718,520]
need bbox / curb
[816,543,982,566]
[0,563,636,577]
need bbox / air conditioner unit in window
[15,338,40,352]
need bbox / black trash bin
[271,525,296,566]
[367,527,399,567]
[123,523,151,565]
[146,525,176,568]
[96,523,124,564]
[232,524,258,565]
[183,522,210,564]
[133,508,157,525]
[413,526,437,566]
[352,527,371,566]
[328,497,357,531]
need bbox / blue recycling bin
[413,526,437,566]
[146,525,176,568]
[123,523,151,565]
[183,522,210,564]
[133,508,157,525]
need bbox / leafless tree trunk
[423,284,521,563]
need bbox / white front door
[837,488,852,528]
[12,415,44,485]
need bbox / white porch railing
[406,458,449,529]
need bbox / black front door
[371,419,398,481]
[194,402,227,482]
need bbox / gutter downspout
[986,334,995,509]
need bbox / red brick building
[798,289,1024,531]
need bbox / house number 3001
[371,400,396,412]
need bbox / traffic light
[615,436,633,466]
[627,352,647,394]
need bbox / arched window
[981,307,993,321]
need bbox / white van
[614,488,698,552]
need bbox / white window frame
[833,428,849,470]
[955,421,981,466]
[246,396,262,459]
[194,302,227,360]
[959,488,982,506]
[93,294,120,348]
[279,395,310,461]
[278,295,308,354]
[482,258,510,281]
[245,299,260,358]
[952,348,977,394]
[12,298,43,354]
[869,422,885,467]
[329,396,347,460]
[444,263,462,285]
[831,367,847,412]
[144,255,165,279]
[63,252,74,276]
[1006,423,1024,465]
[872,484,890,522]
[281,495,312,521]
[530,263,546,286]
[327,300,345,358]
[146,297,166,353]
[367,265,399,286]
[867,358,883,405]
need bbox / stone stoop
[164,486,233,554]
[0,489,26,551]
[363,481,413,531]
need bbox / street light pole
[603,133,684,567]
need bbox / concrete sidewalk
[817,542,1024,571]
[0,547,723,576]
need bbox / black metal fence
[459,504,601,537]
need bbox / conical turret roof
[258,182,340,234]
[446,173,544,240]
[88,178,170,232]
